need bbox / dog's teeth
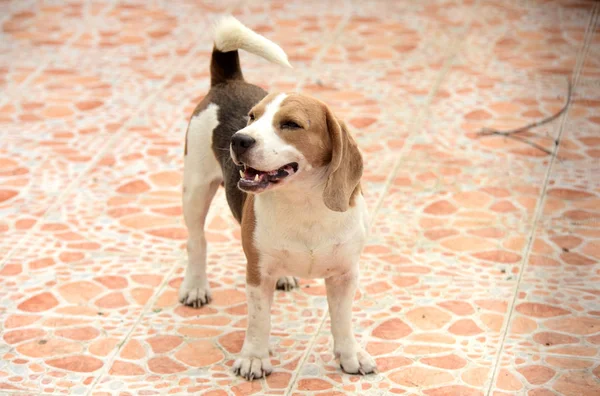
[239,170,244,178]
[254,174,259,182]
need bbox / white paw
[233,356,273,380]
[337,347,377,375]
[178,278,212,308]
[276,276,298,291]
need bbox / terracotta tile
[1,0,598,394]
[289,222,515,393]
[0,245,169,319]
[491,352,600,396]
[92,260,325,394]
[503,278,600,359]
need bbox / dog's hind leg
[276,276,299,291]
[180,103,223,308]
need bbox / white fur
[180,104,223,307]
[254,191,368,280]
[214,16,292,68]
[326,271,377,374]
[233,93,305,172]
[232,283,275,379]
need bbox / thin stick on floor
[475,78,573,156]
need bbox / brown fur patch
[210,46,244,87]
[247,92,281,123]
[322,114,363,212]
[241,194,261,286]
[272,94,333,168]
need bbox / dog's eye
[280,121,301,130]
[248,113,255,121]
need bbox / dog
[180,16,376,380]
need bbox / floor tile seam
[576,4,600,82]
[0,0,118,109]
[293,3,353,93]
[363,1,480,232]
[361,47,481,277]
[282,309,329,396]
[485,3,600,396]
[498,349,600,361]
[84,2,248,393]
[283,1,478,392]
[81,6,246,389]
[84,253,183,396]
[285,3,486,393]
[0,6,239,271]
[284,6,353,395]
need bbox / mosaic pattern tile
[490,352,600,396]
[0,247,172,394]
[0,0,599,395]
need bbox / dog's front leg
[326,270,377,375]
[233,277,275,380]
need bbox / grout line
[290,1,480,393]
[484,3,599,395]
[84,257,184,396]
[81,1,251,394]
[293,11,353,91]
[284,7,353,395]
[365,10,478,232]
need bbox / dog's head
[230,92,363,212]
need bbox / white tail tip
[214,16,292,68]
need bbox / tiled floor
[0,0,599,395]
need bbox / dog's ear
[322,106,363,212]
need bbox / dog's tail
[210,16,291,87]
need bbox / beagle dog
[181,17,376,380]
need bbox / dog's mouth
[238,162,299,192]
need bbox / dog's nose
[231,134,256,156]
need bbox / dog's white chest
[253,194,368,279]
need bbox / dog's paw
[178,279,212,308]
[233,356,273,380]
[276,276,298,291]
[338,348,377,375]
